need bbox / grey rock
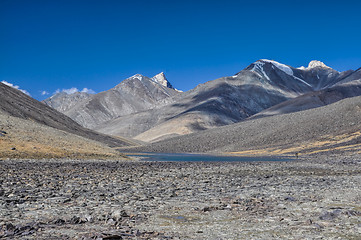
[284,196,296,201]
[319,209,342,220]
[111,209,129,222]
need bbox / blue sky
[1,0,361,100]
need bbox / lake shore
[1,154,360,239]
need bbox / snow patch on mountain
[258,60,313,87]
[293,76,312,87]
[261,59,294,76]
[250,61,270,80]
[129,74,145,81]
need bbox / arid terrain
[1,64,361,239]
[0,113,126,160]
[2,1,361,239]
[0,82,134,160]
[1,155,360,239]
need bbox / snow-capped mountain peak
[245,59,295,80]
[307,60,330,69]
[244,59,340,90]
[151,72,167,85]
[298,60,332,71]
[248,61,270,80]
[259,59,294,76]
[129,74,146,81]
[151,72,175,89]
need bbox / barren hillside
[124,95,361,156]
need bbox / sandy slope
[0,112,126,159]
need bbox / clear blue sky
[1,0,361,100]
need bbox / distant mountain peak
[308,60,330,69]
[243,59,296,79]
[298,60,333,71]
[259,59,294,75]
[43,91,92,113]
[153,72,166,79]
[129,74,146,81]
[151,72,175,89]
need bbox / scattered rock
[70,216,85,224]
[0,158,360,239]
[284,196,296,201]
[319,209,342,220]
[112,209,129,221]
[202,207,212,212]
[343,210,361,216]
[52,219,66,225]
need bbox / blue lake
[128,153,294,162]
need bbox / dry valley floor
[1,155,360,239]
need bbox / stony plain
[1,155,360,239]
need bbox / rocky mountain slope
[44,73,181,129]
[249,66,361,119]
[124,95,361,156]
[0,82,135,159]
[45,60,359,143]
[43,91,93,113]
[96,60,355,142]
[252,77,361,119]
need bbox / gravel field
[1,155,361,239]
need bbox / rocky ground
[1,155,361,239]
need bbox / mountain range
[44,72,180,130]
[43,60,361,144]
[2,59,359,158]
